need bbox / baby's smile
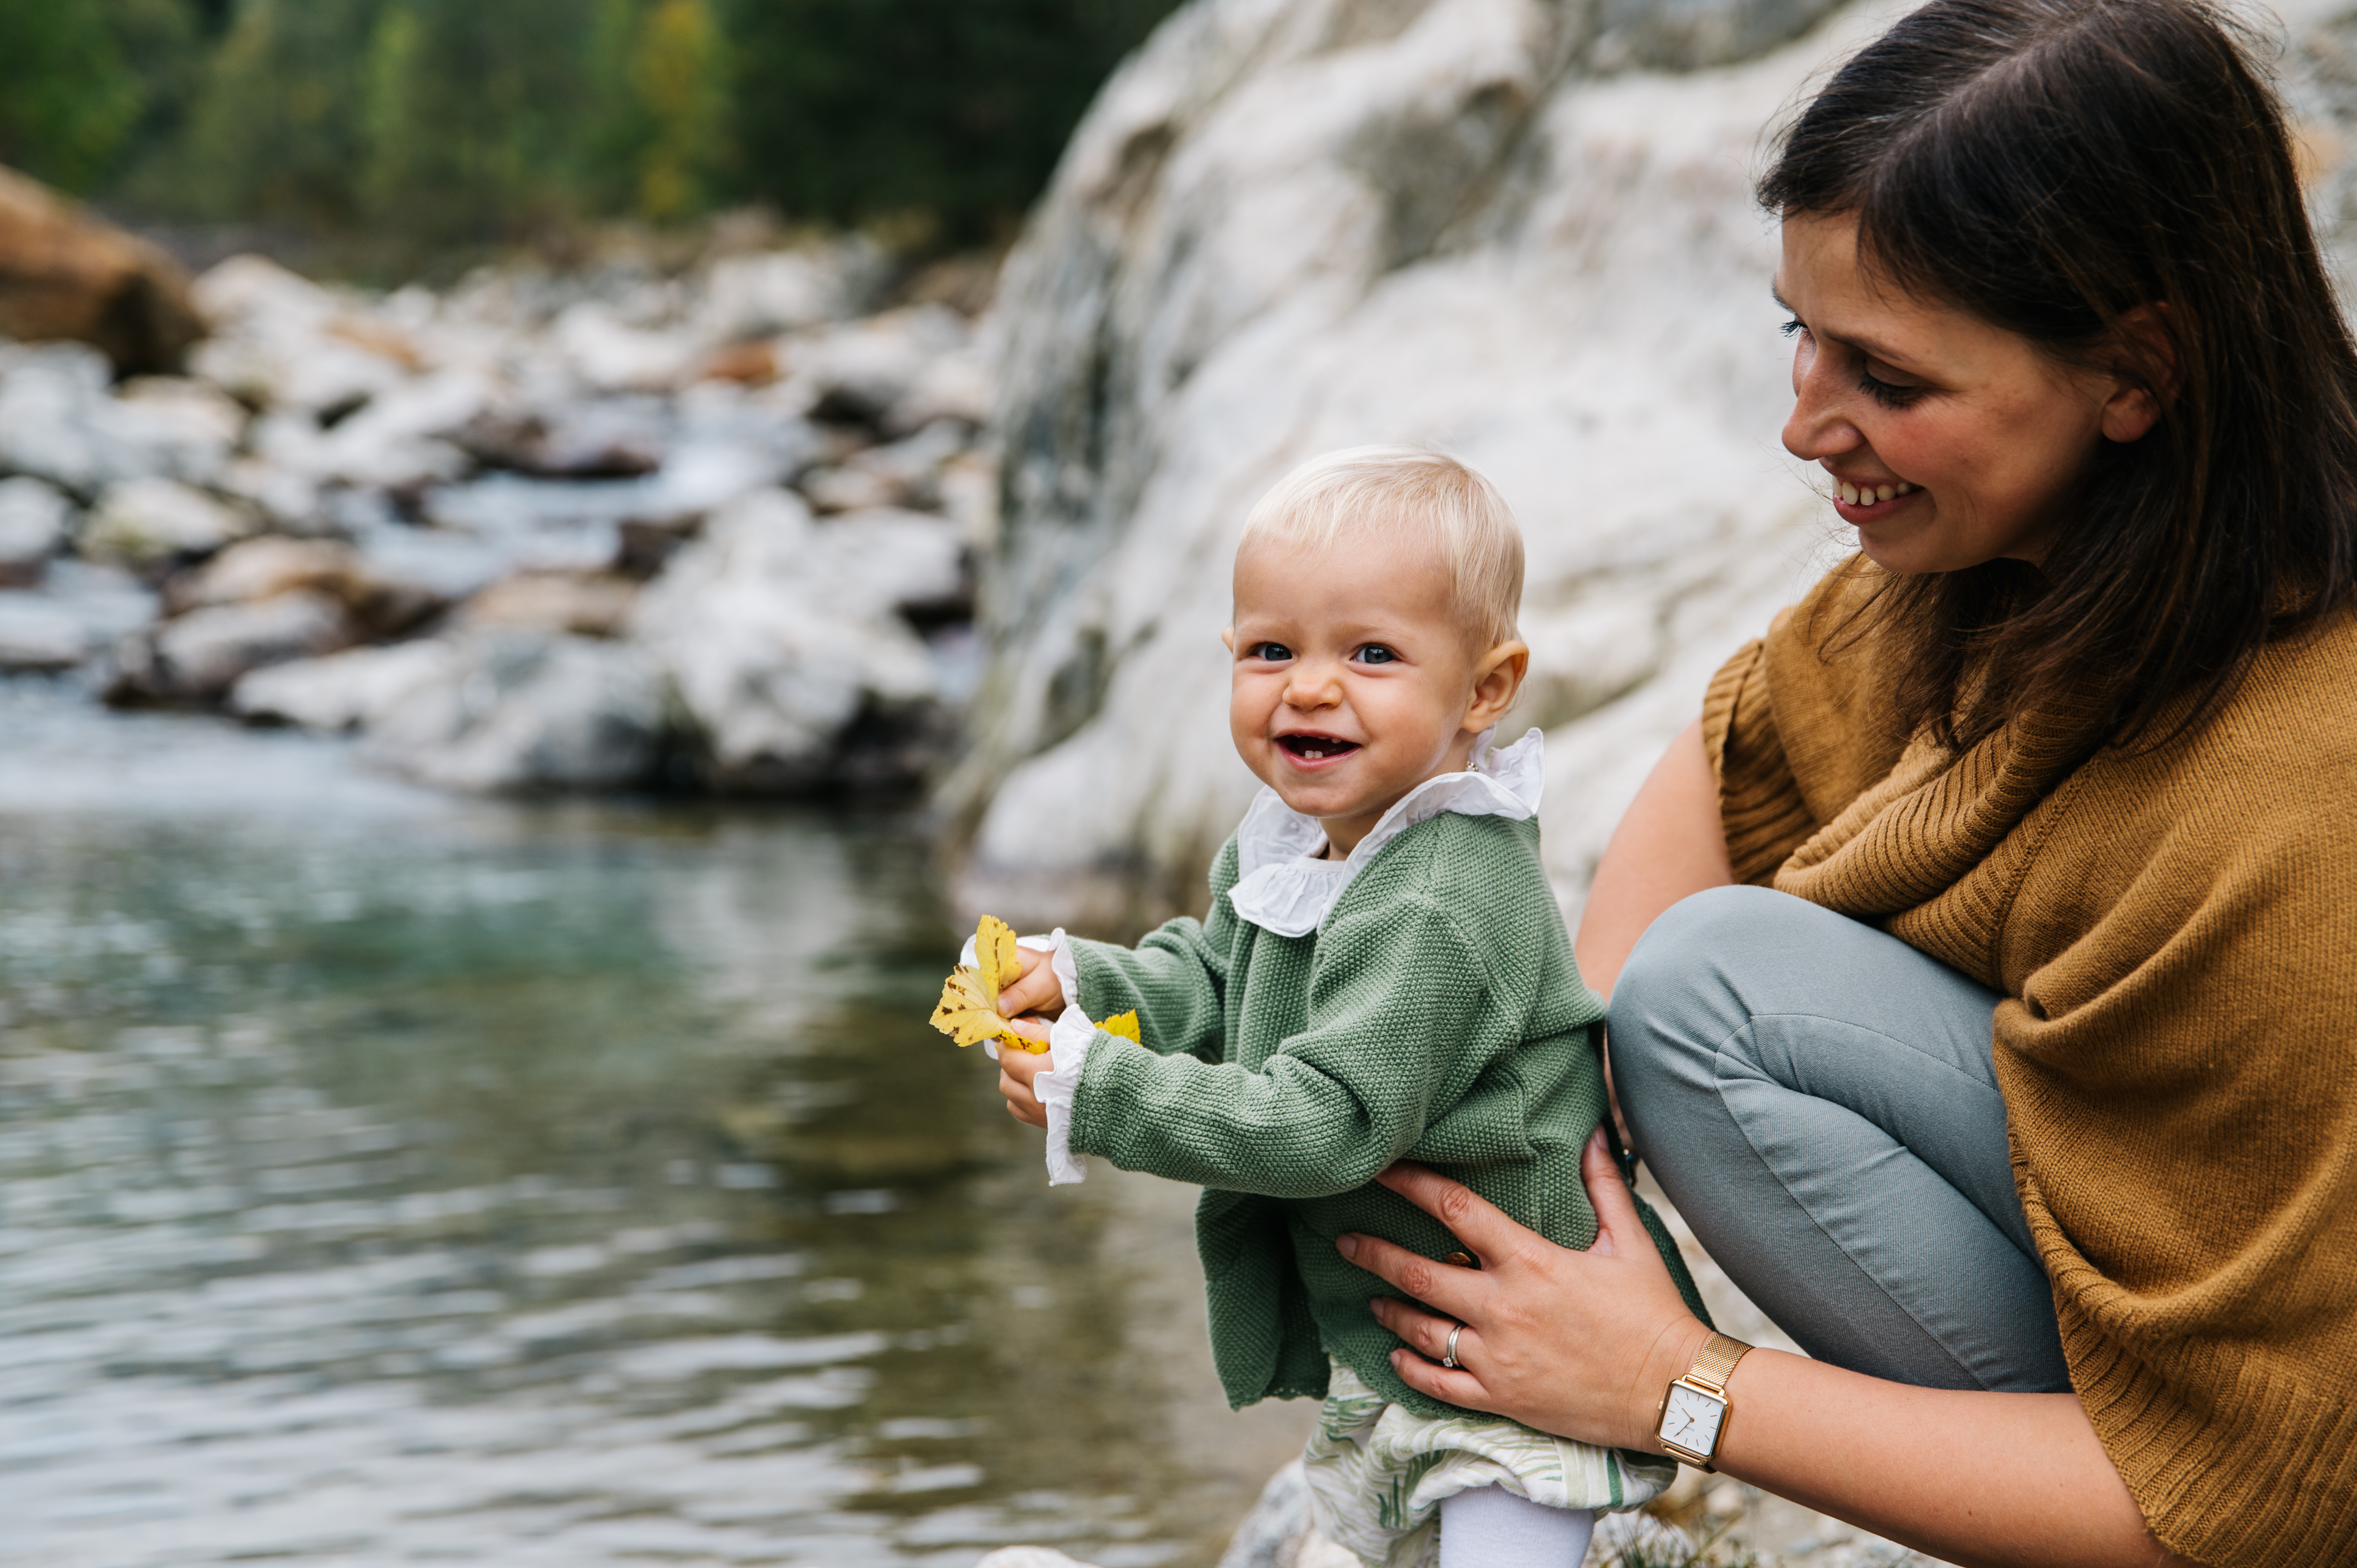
[1277,731,1363,765]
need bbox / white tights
[1436,1487,1594,1567]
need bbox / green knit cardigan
[1067,810,1709,1418]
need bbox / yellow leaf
[1101,1010,1140,1043]
[975,913,1019,1013]
[929,966,1009,1047]
[929,914,1030,1051]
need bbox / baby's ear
[1221,627,1235,652]
[1470,640,1531,721]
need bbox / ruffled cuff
[963,931,1093,1187]
[1036,975,1097,1187]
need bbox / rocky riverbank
[0,231,998,795]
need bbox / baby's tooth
[1875,485,1893,502]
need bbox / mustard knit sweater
[1705,561,2357,1568]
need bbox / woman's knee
[1607,886,1798,1093]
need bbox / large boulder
[946,0,1897,927]
[0,165,203,374]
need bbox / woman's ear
[1466,641,1531,729]
[2101,303,2175,444]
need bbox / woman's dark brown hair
[1760,0,2357,753]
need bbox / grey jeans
[1608,885,2071,1393]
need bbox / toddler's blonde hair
[1237,446,1525,649]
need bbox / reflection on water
[0,704,1304,1566]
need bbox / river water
[0,683,1309,1568]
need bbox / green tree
[721,0,1180,240]
[0,1,148,191]
[631,0,732,222]
[7,0,1185,260]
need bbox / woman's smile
[1828,477,1919,513]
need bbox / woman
[1335,2,2357,1564]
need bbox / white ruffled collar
[1224,727,1544,938]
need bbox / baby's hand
[998,1024,1053,1128]
[995,945,1065,1022]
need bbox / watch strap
[1686,1331,1751,1395]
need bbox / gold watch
[1656,1331,1751,1471]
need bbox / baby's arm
[993,897,1239,1061]
[988,897,1239,1182]
[1059,899,1500,1199]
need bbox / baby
[984,448,1707,1568]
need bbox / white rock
[629,489,954,784]
[555,300,701,393]
[0,343,159,494]
[80,477,255,567]
[116,588,355,701]
[285,366,493,490]
[163,537,445,641]
[694,249,855,340]
[789,305,969,422]
[231,639,458,732]
[0,593,94,669]
[348,521,520,603]
[422,424,802,573]
[822,418,973,514]
[821,506,970,610]
[938,449,1002,547]
[953,0,1880,920]
[216,456,324,533]
[885,343,996,433]
[111,376,247,485]
[190,254,415,414]
[459,395,671,477]
[0,477,73,580]
[362,629,669,792]
[1211,1459,1314,1568]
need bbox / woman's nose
[1781,337,1864,463]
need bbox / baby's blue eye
[1355,645,1398,665]
[1249,641,1293,662]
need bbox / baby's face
[1226,534,1489,848]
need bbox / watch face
[1659,1383,1727,1455]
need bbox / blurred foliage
[0,0,1181,248]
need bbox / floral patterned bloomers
[1300,1358,1675,1568]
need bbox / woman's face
[1776,212,2157,573]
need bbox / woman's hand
[1347,1135,2191,1568]
[1339,1131,1710,1454]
